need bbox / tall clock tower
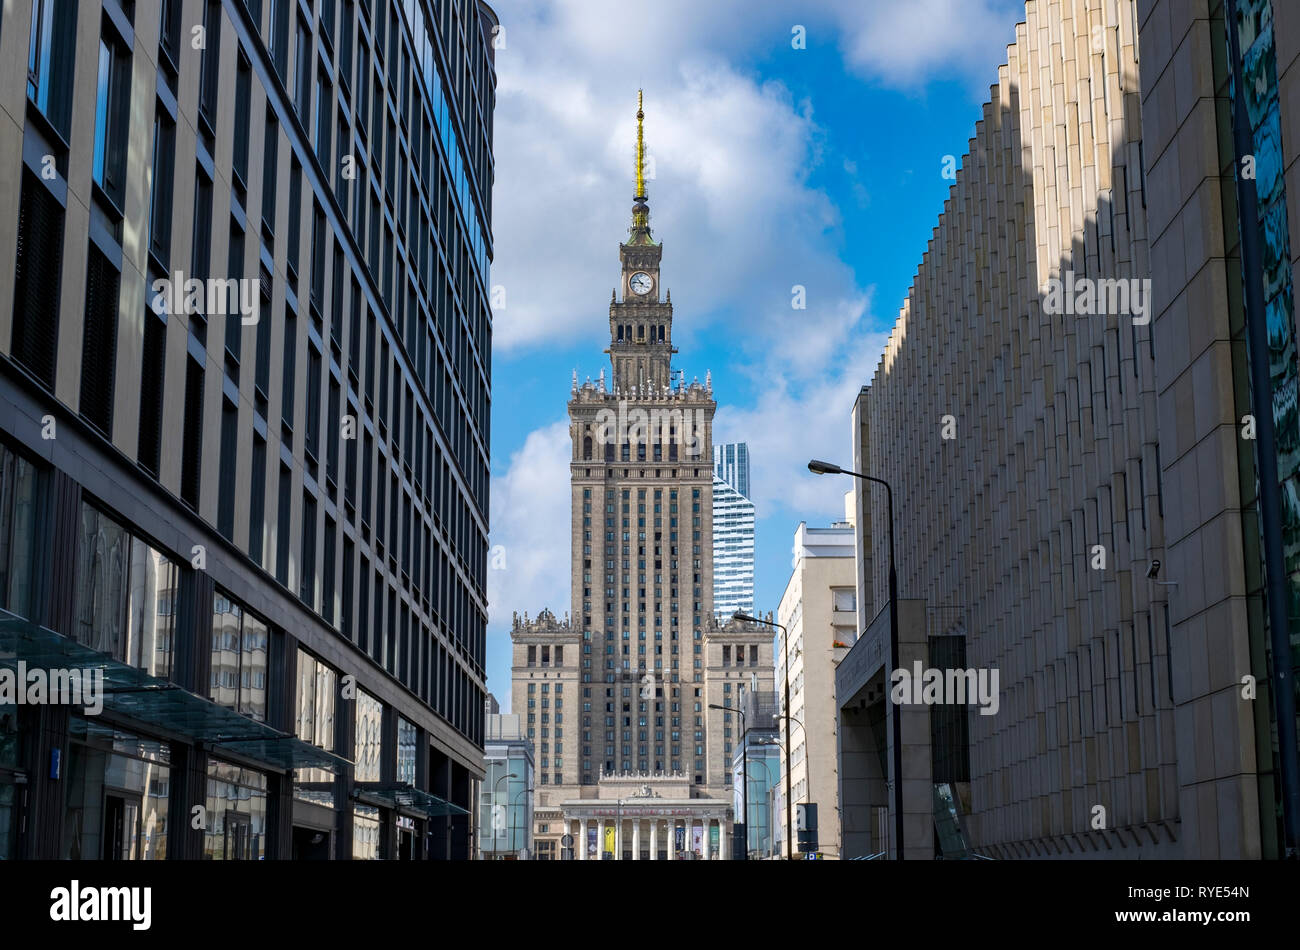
[608,92,676,392]
[511,92,776,861]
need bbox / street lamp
[782,712,811,808]
[511,788,528,859]
[491,771,517,860]
[808,458,904,861]
[732,611,795,860]
[709,702,747,860]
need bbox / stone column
[598,819,606,860]
[719,817,728,860]
[632,818,641,860]
[614,817,622,860]
[579,818,587,861]
[667,819,676,860]
[650,819,658,859]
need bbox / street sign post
[796,803,819,853]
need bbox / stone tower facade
[511,93,776,859]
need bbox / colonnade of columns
[571,816,729,860]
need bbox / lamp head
[807,459,843,475]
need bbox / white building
[776,496,858,858]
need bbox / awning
[353,782,469,818]
[0,610,351,775]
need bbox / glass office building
[713,442,749,499]
[730,690,780,859]
[712,443,754,618]
[0,0,498,859]
[478,713,533,859]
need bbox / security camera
[1146,559,1161,579]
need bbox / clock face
[629,272,653,295]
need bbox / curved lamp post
[808,459,904,861]
[710,702,747,859]
[511,787,528,859]
[732,611,796,860]
[491,771,517,860]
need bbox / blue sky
[483,0,1026,710]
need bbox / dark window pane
[27,0,79,137]
[281,307,297,434]
[149,110,176,264]
[249,435,267,566]
[275,465,292,585]
[138,313,166,476]
[233,53,252,186]
[261,108,279,232]
[198,0,222,129]
[80,246,121,437]
[91,34,132,210]
[180,357,205,508]
[12,170,64,388]
[217,398,239,539]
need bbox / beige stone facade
[842,0,1300,859]
[855,0,1177,858]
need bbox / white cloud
[486,419,573,634]
[490,57,837,354]
[828,0,1023,88]
[487,0,1019,354]
[714,296,890,522]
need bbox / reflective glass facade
[0,0,497,860]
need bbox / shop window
[209,588,269,721]
[0,446,40,619]
[397,717,417,786]
[75,503,180,678]
[353,805,380,859]
[204,759,267,860]
[296,649,338,750]
[354,688,382,783]
[62,719,170,860]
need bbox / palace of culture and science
[510,94,776,860]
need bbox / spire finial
[629,91,653,242]
[635,89,646,200]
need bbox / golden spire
[635,89,647,200]
[629,90,653,242]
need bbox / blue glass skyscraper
[712,443,754,617]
